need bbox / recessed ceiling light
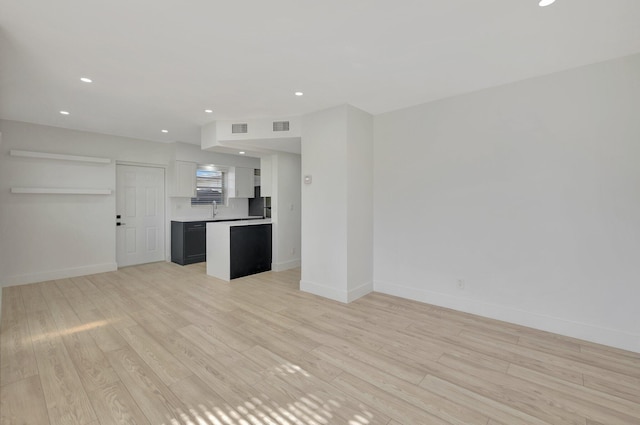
[539,0,556,6]
[59,110,70,115]
[239,151,246,155]
[161,129,168,133]
[204,109,213,113]
[80,77,92,83]
[295,91,304,96]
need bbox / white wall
[271,152,301,271]
[0,120,170,287]
[346,106,374,297]
[301,106,349,300]
[373,54,640,352]
[301,105,374,302]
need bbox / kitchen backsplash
[170,196,250,219]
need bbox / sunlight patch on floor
[274,362,310,378]
[30,319,110,342]
[168,393,375,425]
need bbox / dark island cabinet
[230,224,272,279]
[171,221,207,265]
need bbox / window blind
[191,167,224,205]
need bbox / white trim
[300,279,373,303]
[348,281,373,302]
[9,149,111,164]
[300,279,348,303]
[272,259,301,272]
[1,263,118,288]
[374,279,640,354]
[11,187,112,195]
[115,160,167,168]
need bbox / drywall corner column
[271,152,301,271]
[301,106,348,301]
[346,106,374,300]
[301,105,373,302]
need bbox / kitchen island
[206,219,272,281]
[171,216,264,265]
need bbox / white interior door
[116,164,165,267]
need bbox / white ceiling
[1,0,640,146]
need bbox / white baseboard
[1,263,118,288]
[300,279,373,303]
[300,279,347,302]
[272,259,301,272]
[348,281,374,303]
[374,280,640,354]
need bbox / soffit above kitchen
[1,0,639,146]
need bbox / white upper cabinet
[170,161,196,197]
[228,167,255,198]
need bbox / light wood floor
[1,263,639,425]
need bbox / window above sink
[191,164,226,205]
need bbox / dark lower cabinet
[171,221,207,265]
[230,224,272,279]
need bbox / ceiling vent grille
[273,121,290,132]
[232,123,248,134]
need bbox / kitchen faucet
[211,200,218,218]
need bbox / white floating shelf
[11,187,112,195]
[9,149,111,164]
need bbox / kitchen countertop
[171,216,264,223]
[206,218,271,227]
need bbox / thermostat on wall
[304,175,312,184]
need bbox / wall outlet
[290,248,295,255]
[457,279,465,289]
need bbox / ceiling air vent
[273,121,290,132]
[232,123,248,134]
